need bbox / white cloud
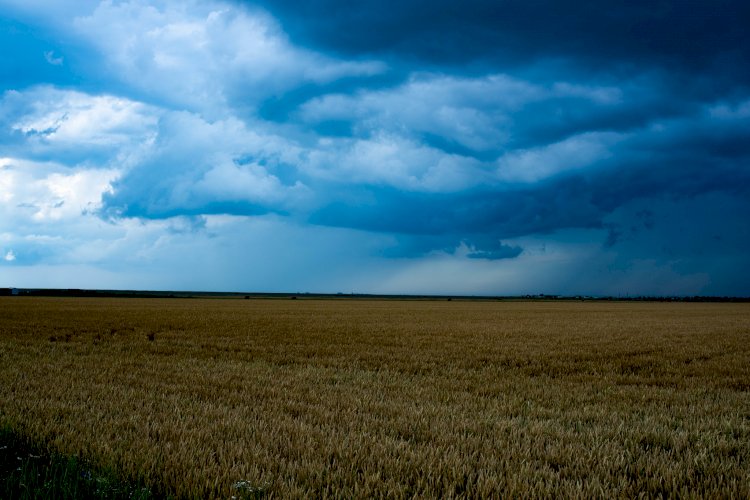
[300,74,541,151]
[0,155,128,269]
[4,87,159,169]
[72,0,384,115]
[2,84,311,216]
[496,132,623,183]
[43,50,64,66]
[305,133,488,192]
[195,160,308,205]
[10,87,157,146]
[299,74,625,153]
[0,157,119,223]
[3,250,15,261]
[103,109,311,214]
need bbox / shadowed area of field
[1,298,749,497]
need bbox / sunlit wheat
[1,297,748,497]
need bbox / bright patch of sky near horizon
[1,0,749,295]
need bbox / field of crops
[1,297,749,497]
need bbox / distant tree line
[1,288,748,302]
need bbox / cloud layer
[1,0,749,295]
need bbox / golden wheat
[1,297,748,498]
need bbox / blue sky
[1,0,749,296]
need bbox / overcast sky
[1,0,749,295]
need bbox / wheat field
[1,297,749,498]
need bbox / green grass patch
[0,426,151,499]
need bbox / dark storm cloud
[310,182,603,239]
[506,81,686,149]
[250,0,750,81]
[86,1,750,268]
[310,124,750,244]
[3,0,749,295]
